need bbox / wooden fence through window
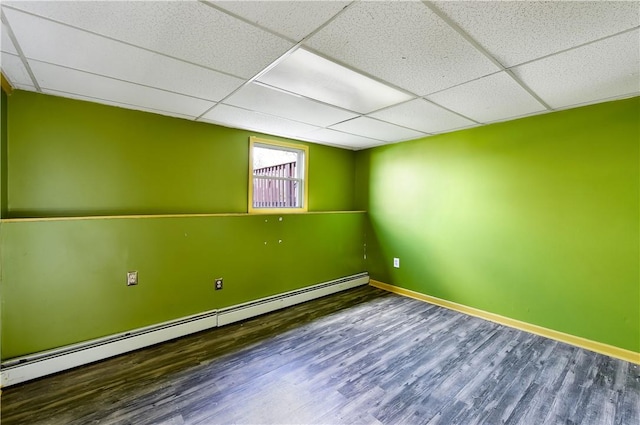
[253,161,298,208]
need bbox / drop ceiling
[1,1,638,150]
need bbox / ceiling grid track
[422,1,554,111]
[1,11,41,92]
[43,88,192,119]
[194,0,429,127]
[507,24,640,70]
[199,0,299,45]
[295,45,420,102]
[195,0,365,121]
[28,58,222,105]
[1,0,637,149]
[367,97,482,126]
[1,5,244,81]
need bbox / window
[249,137,308,213]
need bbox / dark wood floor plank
[1,285,638,425]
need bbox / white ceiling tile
[258,48,413,114]
[41,88,196,121]
[306,128,382,150]
[512,30,640,110]
[224,82,358,128]
[4,1,293,78]
[29,60,214,118]
[433,1,640,67]
[1,52,33,87]
[330,117,426,143]
[369,99,476,134]
[211,1,350,41]
[1,23,18,54]
[3,8,245,102]
[3,1,637,142]
[305,0,499,95]
[427,72,546,123]
[13,84,36,91]
[202,104,320,140]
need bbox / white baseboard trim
[370,280,640,365]
[0,272,368,388]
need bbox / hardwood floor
[1,285,638,425]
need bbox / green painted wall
[1,91,364,360]
[1,89,6,363]
[1,213,365,358]
[7,91,355,217]
[356,97,640,353]
[1,90,6,217]
[5,89,637,360]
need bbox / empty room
[0,1,638,424]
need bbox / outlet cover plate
[215,278,223,290]
[127,271,138,286]
[393,258,400,268]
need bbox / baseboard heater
[217,272,369,326]
[0,272,369,388]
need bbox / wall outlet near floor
[215,278,223,290]
[127,271,138,286]
[393,258,400,268]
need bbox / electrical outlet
[393,258,400,268]
[215,278,223,290]
[127,271,138,286]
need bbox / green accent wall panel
[1,90,362,360]
[356,97,640,352]
[1,89,6,364]
[1,90,7,218]
[308,145,355,212]
[7,91,355,217]
[1,213,366,359]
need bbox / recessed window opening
[249,137,308,213]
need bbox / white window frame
[248,137,309,214]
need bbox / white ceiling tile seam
[421,1,505,72]
[505,25,640,71]
[551,92,639,113]
[296,46,421,101]
[0,4,246,82]
[368,99,477,134]
[2,0,637,150]
[306,1,500,96]
[429,1,639,70]
[1,11,40,91]
[418,69,503,99]
[511,30,639,110]
[1,23,18,55]
[420,99,482,126]
[195,0,363,121]
[215,100,350,131]
[503,69,553,112]
[194,43,302,121]
[359,116,434,137]
[24,57,223,106]
[252,80,367,117]
[41,88,198,120]
[369,97,481,126]
[257,48,414,114]
[422,1,552,111]
[199,0,299,45]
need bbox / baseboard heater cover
[0,272,369,388]
[217,272,370,327]
[0,310,219,388]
